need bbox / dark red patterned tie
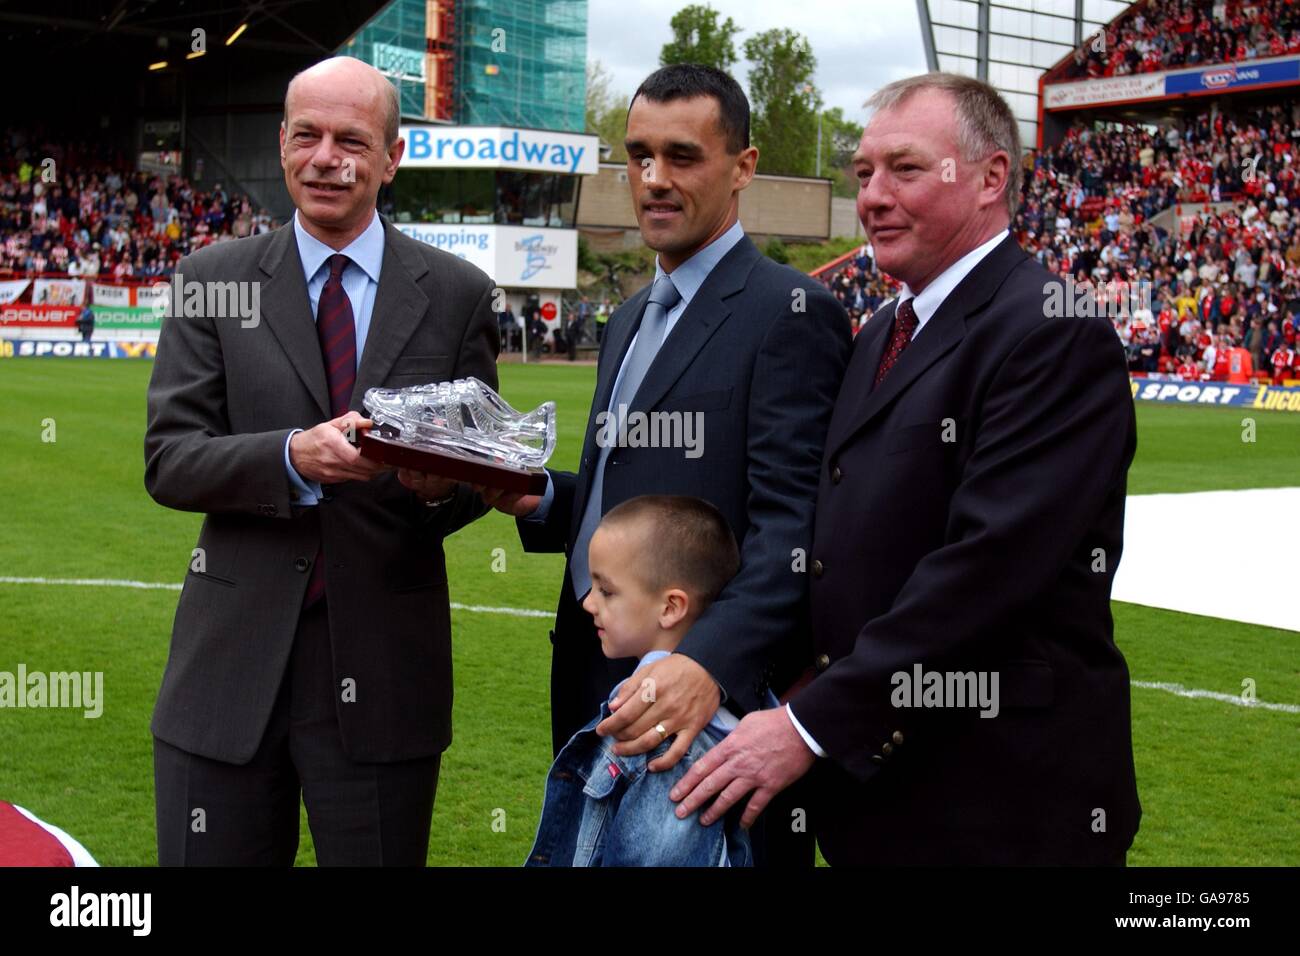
[874,297,920,387]
[317,254,357,417]
[303,253,355,609]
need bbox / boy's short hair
[599,495,739,609]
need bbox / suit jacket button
[294,556,309,572]
[811,559,824,578]
[815,653,830,671]
[831,465,842,484]
[881,742,894,756]
[892,731,905,746]
[870,754,884,765]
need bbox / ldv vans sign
[1164,56,1299,94]
[399,126,599,176]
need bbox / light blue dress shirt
[529,220,746,521]
[282,209,387,505]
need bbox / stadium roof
[0,1,389,57]
[0,0,390,124]
[915,0,1134,150]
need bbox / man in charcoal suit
[145,56,498,865]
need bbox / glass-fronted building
[339,0,592,330]
[340,0,587,131]
[916,0,1132,150]
[456,0,587,131]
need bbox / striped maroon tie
[874,297,919,387]
[303,253,355,609]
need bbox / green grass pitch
[0,358,1296,866]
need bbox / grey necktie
[569,274,682,598]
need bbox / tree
[586,59,630,163]
[660,4,740,71]
[821,106,865,197]
[743,29,820,177]
[763,236,790,264]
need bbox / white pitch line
[0,575,181,591]
[1130,680,1300,714]
[2,576,1297,710]
[448,602,552,619]
[0,575,552,618]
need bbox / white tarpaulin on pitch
[1114,488,1299,632]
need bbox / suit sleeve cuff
[522,470,555,522]
[786,703,827,758]
[284,429,322,506]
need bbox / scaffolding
[455,0,587,132]
[341,0,587,132]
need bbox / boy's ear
[659,588,691,629]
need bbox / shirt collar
[293,208,385,285]
[608,649,673,702]
[653,220,745,306]
[899,228,1010,325]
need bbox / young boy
[525,494,766,867]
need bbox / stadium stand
[812,99,1300,382]
[0,128,275,280]
[1047,0,1300,81]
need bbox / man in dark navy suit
[673,73,1141,865]
[483,65,850,866]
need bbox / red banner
[0,304,79,328]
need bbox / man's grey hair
[378,80,400,147]
[865,72,1022,220]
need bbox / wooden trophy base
[358,432,548,495]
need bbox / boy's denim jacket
[525,692,754,867]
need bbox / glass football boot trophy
[359,376,555,494]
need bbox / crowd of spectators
[0,127,275,284]
[816,100,1300,383]
[1018,102,1300,382]
[817,244,898,336]
[1051,0,1300,82]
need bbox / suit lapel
[352,216,429,410]
[591,284,651,421]
[568,236,759,534]
[627,237,758,414]
[827,235,1027,459]
[259,223,330,419]
[568,284,652,531]
[824,301,896,453]
[258,214,430,421]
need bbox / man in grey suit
[144,56,498,865]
